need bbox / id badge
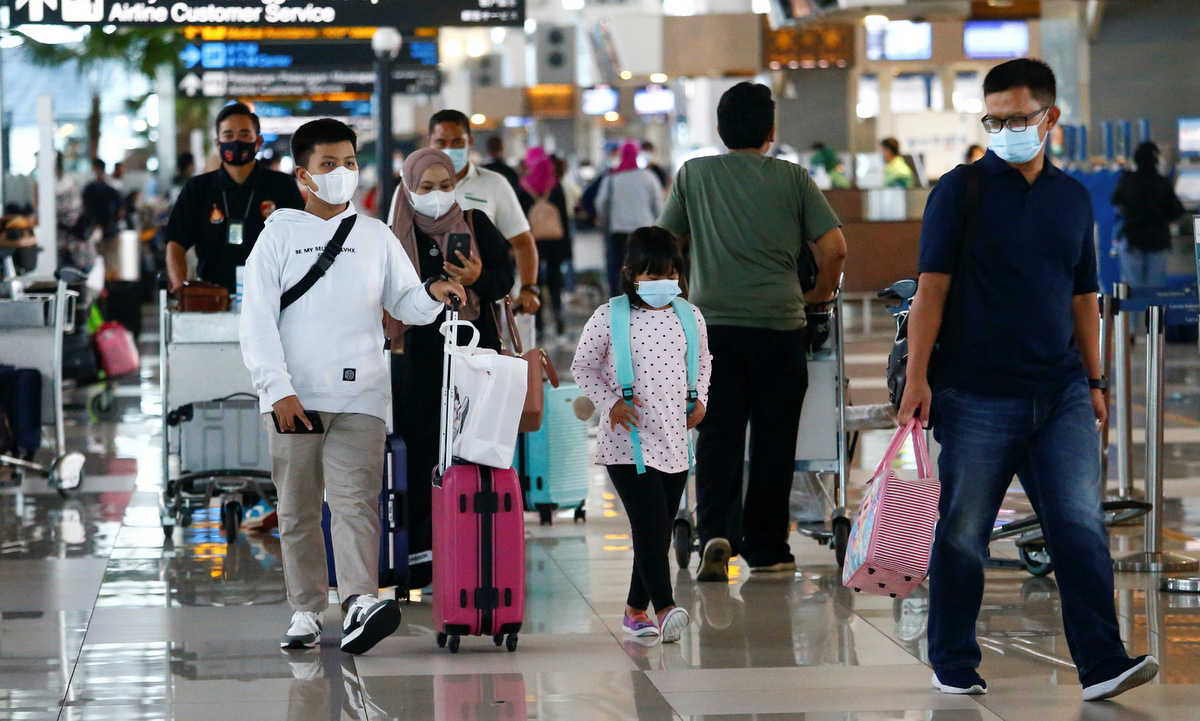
[227,220,244,246]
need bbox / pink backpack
[527,193,564,241]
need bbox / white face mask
[410,188,457,218]
[307,166,358,205]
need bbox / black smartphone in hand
[446,233,472,267]
[271,410,325,434]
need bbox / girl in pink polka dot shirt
[571,227,712,644]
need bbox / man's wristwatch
[424,277,443,302]
[1088,377,1110,391]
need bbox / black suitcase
[101,280,144,340]
[62,330,102,386]
[321,434,415,593]
[0,366,42,460]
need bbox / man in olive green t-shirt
[657,82,847,582]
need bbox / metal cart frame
[158,290,273,541]
[0,277,87,494]
[673,295,851,568]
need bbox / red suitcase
[93,321,140,378]
[432,303,526,654]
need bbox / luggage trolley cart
[790,295,851,566]
[673,296,851,568]
[159,290,274,541]
[0,276,87,494]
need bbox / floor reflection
[6,285,1200,720]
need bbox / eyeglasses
[980,107,1050,134]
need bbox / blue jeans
[928,381,1127,679]
[1120,247,1168,289]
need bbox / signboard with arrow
[174,38,441,98]
[12,0,523,27]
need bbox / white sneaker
[341,594,401,655]
[287,655,324,681]
[281,611,322,650]
[659,607,690,644]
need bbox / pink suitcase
[842,419,940,599]
[432,303,526,654]
[434,673,527,720]
[93,321,140,378]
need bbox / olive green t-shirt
[657,152,841,331]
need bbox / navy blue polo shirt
[918,150,1098,397]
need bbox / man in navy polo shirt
[898,59,1157,701]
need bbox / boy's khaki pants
[266,412,385,612]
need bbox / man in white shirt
[388,110,540,314]
[240,118,462,656]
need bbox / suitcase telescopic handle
[437,301,461,481]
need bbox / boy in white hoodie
[240,119,463,655]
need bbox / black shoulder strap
[279,214,357,311]
[955,164,984,276]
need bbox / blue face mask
[444,148,469,174]
[636,279,682,309]
[987,114,1049,164]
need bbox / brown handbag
[177,281,230,312]
[494,297,558,433]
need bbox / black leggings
[536,240,570,331]
[606,464,689,612]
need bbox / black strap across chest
[279,215,357,311]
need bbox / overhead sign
[11,0,523,27]
[177,38,437,70]
[174,39,441,97]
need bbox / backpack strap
[670,297,700,410]
[608,295,646,474]
[610,295,701,475]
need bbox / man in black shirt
[165,103,304,293]
[481,135,520,192]
[1112,141,1185,289]
[80,158,122,271]
[640,140,669,189]
[898,59,1156,701]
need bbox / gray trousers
[266,412,385,612]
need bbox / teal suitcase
[518,384,591,525]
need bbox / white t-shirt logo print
[343,369,356,382]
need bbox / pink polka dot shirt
[571,301,713,474]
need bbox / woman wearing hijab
[516,147,574,338]
[388,148,514,589]
[597,141,664,296]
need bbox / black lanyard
[221,186,257,223]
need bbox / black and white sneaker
[281,611,322,650]
[1081,655,1158,701]
[341,595,401,655]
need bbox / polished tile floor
[5,270,1200,720]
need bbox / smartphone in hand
[445,233,471,267]
[271,410,325,434]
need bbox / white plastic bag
[442,319,528,469]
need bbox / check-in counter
[825,188,930,331]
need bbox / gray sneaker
[697,538,731,582]
[750,560,797,574]
[281,611,322,650]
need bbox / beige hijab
[387,148,481,339]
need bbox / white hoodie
[239,202,442,422]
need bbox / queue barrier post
[1114,305,1199,573]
